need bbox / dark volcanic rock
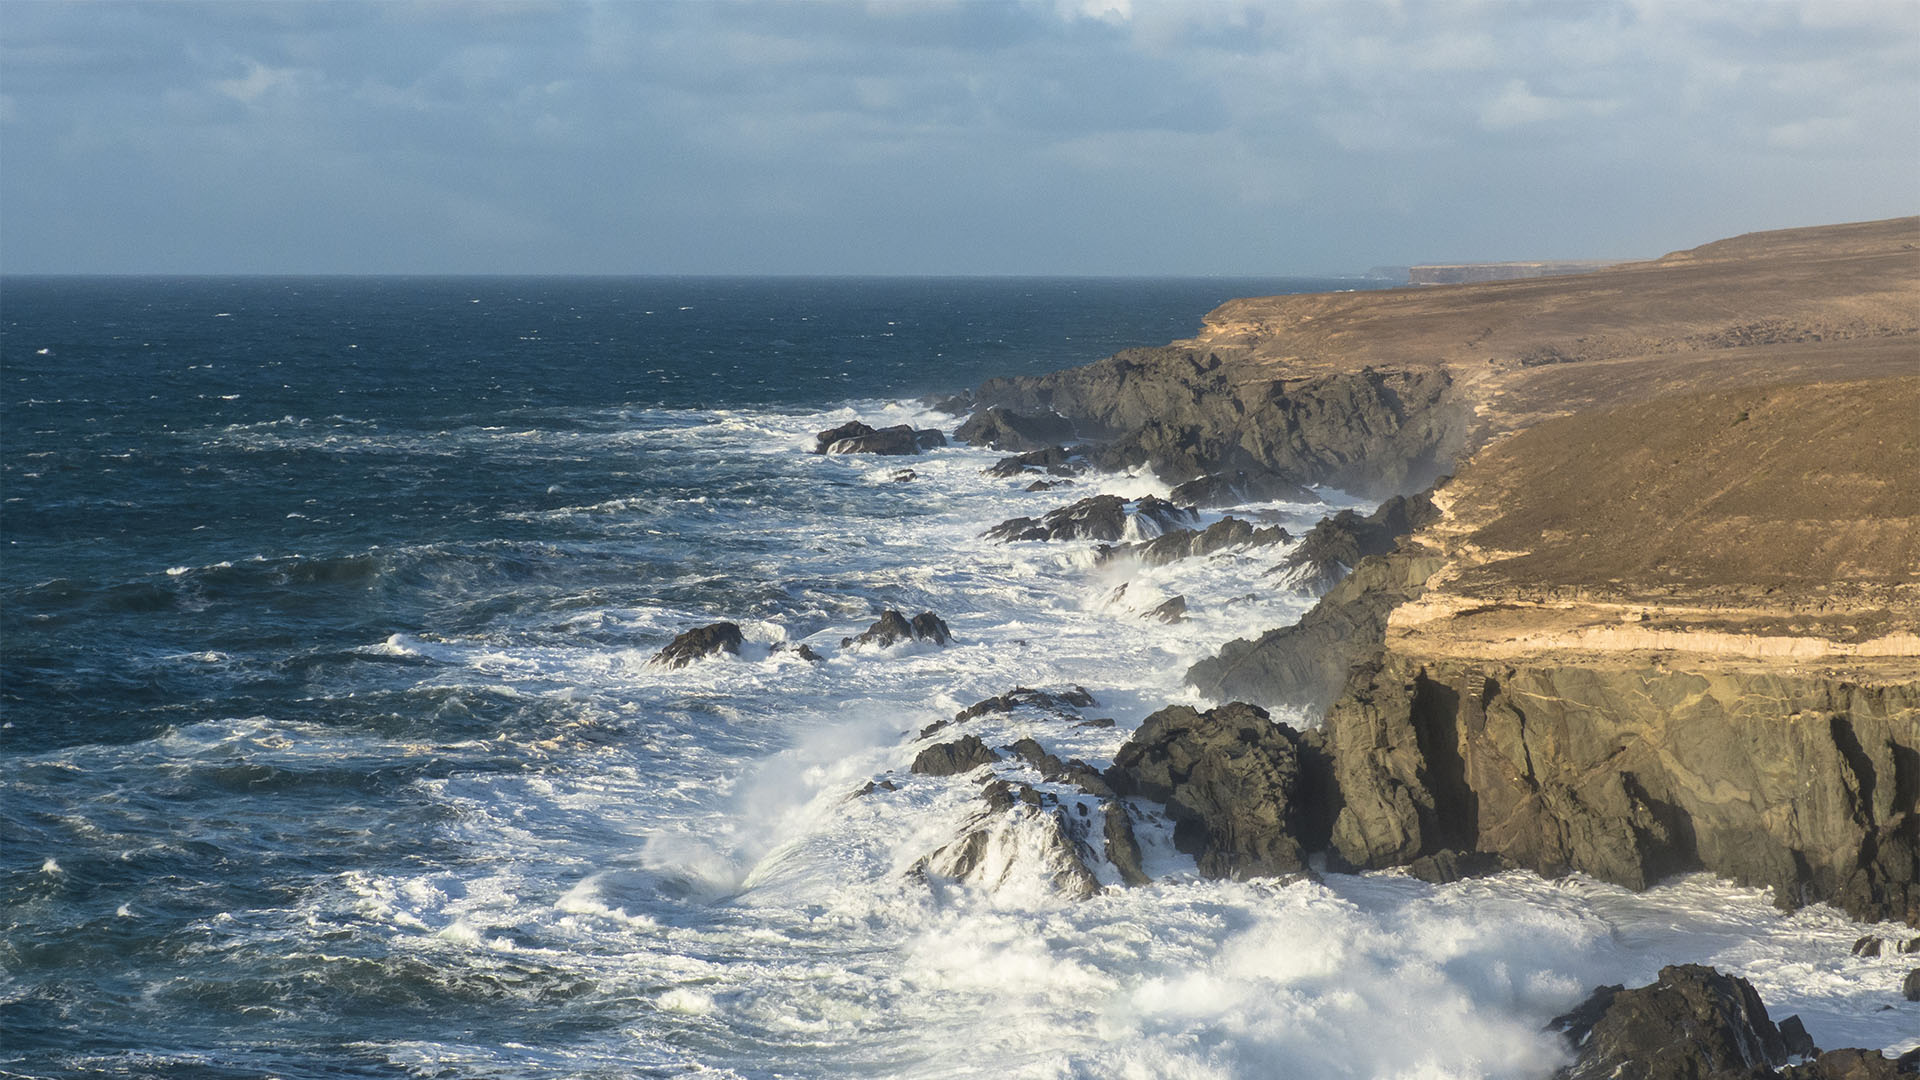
[1170,470,1317,508]
[1026,479,1075,492]
[986,445,1087,479]
[770,642,824,663]
[957,685,1095,721]
[1404,848,1515,884]
[1549,964,1789,1080]
[985,494,1197,543]
[1781,1049,1906,1079]
[955,406,1076,452]
[924,390,974,415]
[1106,702,1314,880]
[1103,802,1151,886]
[842,610,953,648]
[1854,936,1884,958]
[1269,492,1440,594]
[911,735,1001,777]
[973,348,1465,497]
[1188,548,1445,714]
[1905,969,1920,1002]
[814,420,945,455]
[649,622,744,668]
[1317,652,1920,925]
[1101,516,1291,568]
[1143,595,1188,624]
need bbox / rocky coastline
[663,217,1920,1072]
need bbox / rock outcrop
[1267,492,1439,594]
[1188,547,1444,714]
[985,445,1087,479]
[975,351,1465,498]
[1098,516,1290,568]
[1319,654,1920,924]
[1168,470,1317,508]
[842,610,952,648]
[1549,964,1913,1080]
[985,494,1195,543]
[1105,702,1324,880]
[911,735,1000,777]
[813,421,946,455]
[954,406,1076,452]
[649,622,744,668]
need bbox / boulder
[911,735,1000,777]
[822,423,945,455]
[649,622,744,668]
[1106,702,1316,879]
[1026,479,1074,492]
[1549,964,1788,1080]
[955,406,1076,452]
[1103,802,1152,886]
[842,609,953,648]
[770,641,823,663]
[1143,595,1188,624]
[1905,968,1920,1002]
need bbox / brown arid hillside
[1181,214,1920,448]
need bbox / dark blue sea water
[3,276,1908,1079]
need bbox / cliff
[966,217,1920,925]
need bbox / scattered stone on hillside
[1169,470,1317,508]
[1106,701,1316,880]
[1102,516,1291,568]
[649,622,744,668]
[955,406,1076,452]
[812,420,945,455]
[842,610,952,648]
[985,494,1197,543]
[986,445,1087,478]
[911,735,1000,777]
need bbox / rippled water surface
[4,277,1914,1079]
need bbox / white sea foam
[83,397,1913,1076]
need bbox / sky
[2,0,1916,276]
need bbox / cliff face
[969,219,1920,924]
[1324,653,1919,924]
[974,347,1466,498]
[1281,377,1920,924]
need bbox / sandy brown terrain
[1180,215,1920,451]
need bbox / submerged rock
[770,641,823,663]
[649,622,744,668]
[954,406,1076,452]
[842,610,953,648]
[1106,702,1317,880]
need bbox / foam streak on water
[3,278,1914,1079]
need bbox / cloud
[1,0,1915,273]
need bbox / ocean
[2,276,1911,1079]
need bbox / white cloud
[213,60,296,106]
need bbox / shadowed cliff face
[973,348,1468,499]
[1323,655,1920,925]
